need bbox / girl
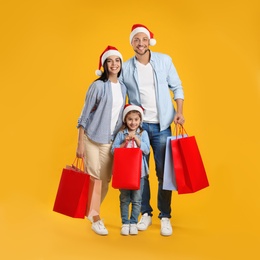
[111,105,150,235]
[76,46,126,235]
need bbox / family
[76,24,185,236]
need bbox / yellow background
[1,0,259,259]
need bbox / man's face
[131,32,149,56]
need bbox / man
[121,24,185,236]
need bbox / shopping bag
[112,141,142,190]
[85,176,102,218]
[171,126,209,194]
[53,158,90,218]
[163,135,186,191]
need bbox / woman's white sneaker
[91,220,108,236]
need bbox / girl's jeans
[120,178,144,224]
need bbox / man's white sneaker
[121,224,130,236]
[137,213,152,231]
[91,220,108,236]
[160,218,172,236]
[129,224,138,235]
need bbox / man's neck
[135,50,150,65]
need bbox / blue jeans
[141,123,172,219]
[119,178,143,224]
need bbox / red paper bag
[85,176,102,218]
[171,128,209,194]
[112,147,142,190]
[53,159,90,218]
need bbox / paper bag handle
[124,139,135,148]
[174,123,188,138]
[72,157,85,172]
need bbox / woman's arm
[76,126,85,158]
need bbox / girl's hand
[131,134,141,147]
[125,135,131,142]
[128,133,136,140]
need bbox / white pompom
[149,38,156,46]
[95,70,102,76]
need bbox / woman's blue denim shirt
[77,80,127,144]
[111,128,150,177]
[121,51,184,131]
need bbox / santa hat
[123,104,144,122]
[95,45,123,76]
[129,24,156,46]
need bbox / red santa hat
[123,104,144,122]
[129,24,156,46]
[95,45,123,76]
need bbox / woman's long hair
[95,58,122,82]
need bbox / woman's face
[106,55,121,76]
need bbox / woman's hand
[76,141,85,158]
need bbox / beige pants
[84,135,113,203]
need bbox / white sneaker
[137,213,152,231]
[91,220,108,236]
[121,224,130,236]
[160,218,172,236]
[129,224,138,235]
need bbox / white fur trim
[130,27,151,44]
[95,70,102,76]
[101,50,123,66]
[149,38,156,46]
[123,105,144,122]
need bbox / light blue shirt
[111,128,150,177]
[121,51,184,131]
[77,80,127,144]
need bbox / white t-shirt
[136,61,159,123]
[111,81,123,134]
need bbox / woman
[76,46,126,235]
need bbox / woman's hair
[120,110,144,134]
[95,58,122,82]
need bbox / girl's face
[106,55,121,76]
[125,111,141,131]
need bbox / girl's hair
[95,58,122,82]
[120,110,144,134]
